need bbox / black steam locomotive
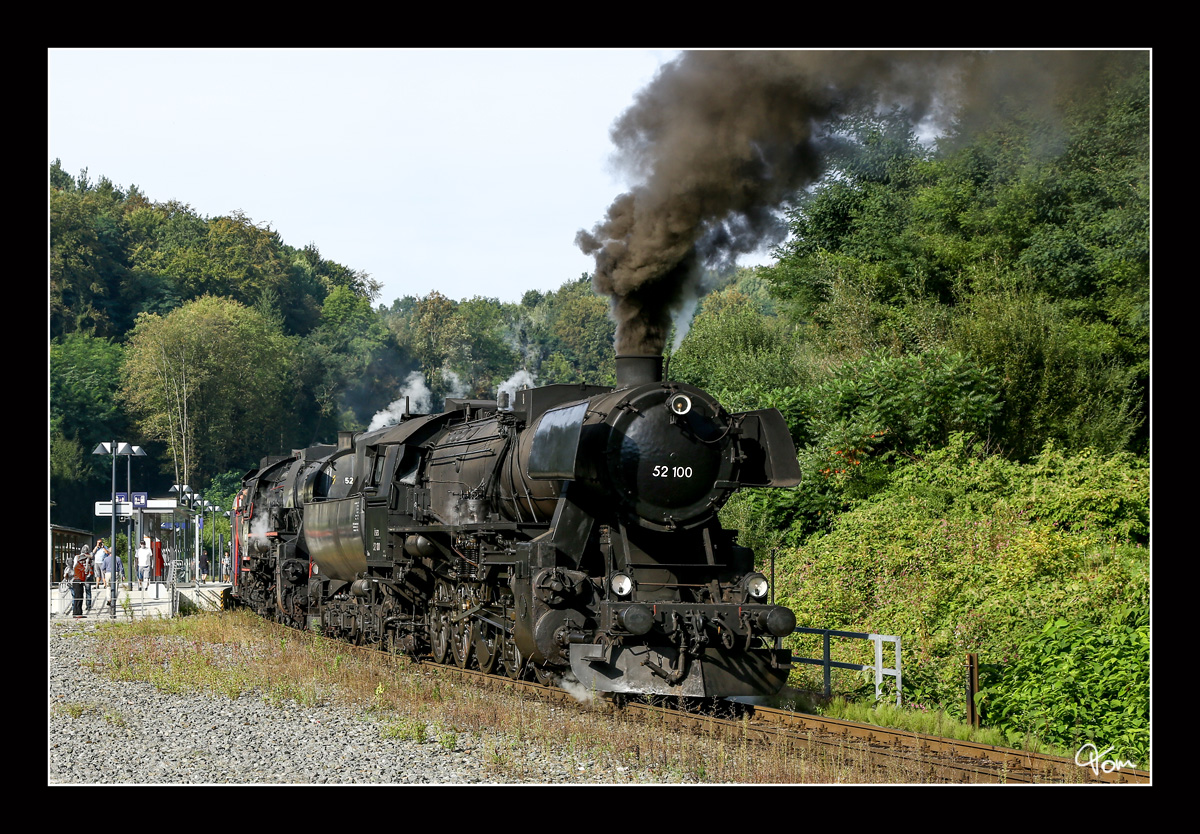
[231,355,800,697]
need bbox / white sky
[48,48,703,307]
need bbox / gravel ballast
[48,619,640,785]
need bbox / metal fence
[50,578,123,618]
[50,544,184,620]
[790,627,902,706]
[50,577,184,619]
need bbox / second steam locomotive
[231,354,800,698]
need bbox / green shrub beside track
[729,435,1149,766]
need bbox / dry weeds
[77,610,954,784]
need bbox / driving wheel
[502,633,524,680]
[475,622,500,674]
[450,583,474,669]
[430,580,452,664]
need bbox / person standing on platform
[79,545,94,613]
[71,546,90,618]
[93,538,109,590]
[136,538,153,591]
[103,545,124,587]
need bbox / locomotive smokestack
[616,354,663,388]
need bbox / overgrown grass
[60,611,971,783]
[52,702,89,719]
[817,696,1072,758]
[52,700,128,727]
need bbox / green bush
[979,607,1149,767]
[761,434,1149,758]
[711,349,1003,544]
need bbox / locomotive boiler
[232,354,800,698]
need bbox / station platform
[49,582,232,622]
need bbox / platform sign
[95,501,134,517]
[132,492,148,508]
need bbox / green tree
[50,170,133,339]
[950,289,1143,459]
[389,291,469,402]
[769,434,1148,735]
[760,55,1149,458]
[50,333,131,526]
[50,333,126,442]
[297,242,380,299]
[319,284,387,350]
[452,297,520,397]
[670,286,810,407]
[308,284,408,431]
[121,296,294,485]
[549,287,616,384]
[132,209,291,310]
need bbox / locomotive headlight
[610,572,634,597]
[667,393,692,416]
[745,573,770,599]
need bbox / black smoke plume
[577,50,1126,355]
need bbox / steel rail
[747,706,1149,784]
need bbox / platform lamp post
[169,484,193,582]
[189,494,201,584]
[209,503,222,583]
[199,498,212,584]
[191,494,207,585]
[124,445,147,586]
[92,442,140,619]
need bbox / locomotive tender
[232,354,800,697]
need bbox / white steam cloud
[368,367,539,429]
[442,369,471,400]
[369,371,434,431]
[249,512,273,549]
[497,369,536,407]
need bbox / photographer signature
[1075,742,1136,775]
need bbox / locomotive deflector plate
[304,497,367,582]
[528,401,588,480]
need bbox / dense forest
[49,53,1149,763]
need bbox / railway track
[412,657,1150,784]
[320,632,1149,784]
[708,704,1148,784]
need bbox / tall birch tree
[122,296,293,485]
